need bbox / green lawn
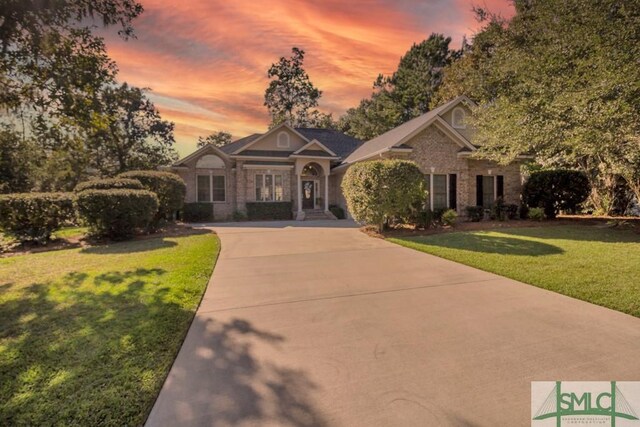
[51,226,88,240]
[390,225,640,317]
[0,232,220,426]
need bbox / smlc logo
[532,381,640,427]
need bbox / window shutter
[476,175,483,206]
[449,174,457,210]
[497,175,504,199]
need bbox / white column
[324,174,329,211]
[297,173,302,213]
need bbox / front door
[302,180,315,210]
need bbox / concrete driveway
[147,220,640,426]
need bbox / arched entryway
[295,159,330,219]
[300,163,322,210]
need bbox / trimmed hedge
[74,178,144,192]
[0,192,75,243]
[75,189,159,239]
[523,170,590,219]
[118,171,186,224]
[245,202,292,220]
[328,204,345,219]
[182,203,213,222]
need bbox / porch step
[301,210,337,221]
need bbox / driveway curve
[147,220,640,426]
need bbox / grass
[0,232,220,426]
[389,225,640,317]
[51,226,88,240]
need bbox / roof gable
[231,123,310,154]
[341,96,477,165]
[172,143,229,167]
[292,139,337,157]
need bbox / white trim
[242,164,294,170]
[230,155,293,161]
[254,172,285,202]
[432,117,476,150]
[173,143,229,167]
[231,123,310,154]
[292,139,337,157]
[276,131,290,148]
[451,107,467,129]
[289,154,340,161]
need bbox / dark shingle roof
[219,133,262,154]
[294,150,335,157]
[218,128,363,160]
[235,150,292,158]
[295,128,364,158]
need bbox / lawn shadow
[147,316,328,426]
[80,238,177,254]
[0,268,326,426]
[497,224,640,244]
[406,233,564,256]
[0,268,183,425]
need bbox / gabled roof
[229,123,310,155]
[292,139,337,157]
[217,127,364,160]
[341,95,477,166]
[219,133,261,154]
[294,128,364,158]
[172,142,229,167]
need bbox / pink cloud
[101,0,515,156]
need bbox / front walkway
[147,220,640,426]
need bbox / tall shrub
[0,193,75,243]
[341,159,425,231]
[74,178,144,192]
[118,171,186,224]
[523,170,590,219]
[75,189,158,239]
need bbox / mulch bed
[363,214,640,239]
[0,223,213,258]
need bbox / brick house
[166,96,527,220]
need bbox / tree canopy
[264,47,334,128]
[198,131,232,148]
[434,0,640,214]
[0,0,178,192]
[339,34,461,140]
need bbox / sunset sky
[101,0,514,156]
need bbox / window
[432,175,447,209]
[198,175,226,202]
[212,176,226,202]
[277,131,290,148]
[255,173,284,201]
[482,175,495,207]
[197,175,210,202]
[425,173,456,210]
[452,107,466,129]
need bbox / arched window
[196,154,225,169]
[452,107,466,129]
[302,163,320,176]
[277,131,290,148]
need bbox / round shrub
[0,192,75,243]
[74,178,144,192]
[118,171,186,224]
[523,170,590,219]
[342,159,425,231]
[465,206,484,222]
[528,207,545,221]
[441,209,458,226]
[75,189,159,239]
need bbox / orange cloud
[102,0,515,156]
